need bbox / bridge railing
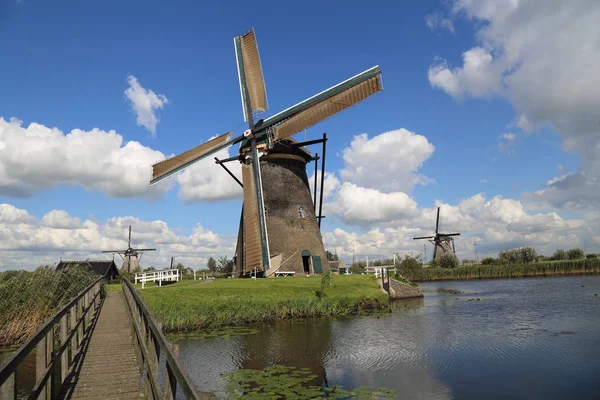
[122,278,200,399]
[0,277,103,399]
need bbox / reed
[139,275,388,333]
[0,266,97,347]
[403,259,600,282]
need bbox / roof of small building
[56,259,119,277]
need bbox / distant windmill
[149,28,383,277]
[413,207,460,261]
[102,226,156,273]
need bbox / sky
[1,0,599,270]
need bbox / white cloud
[480,178,487,184]
[340,129,435,193]
[308,171,340,202]
[41,210,83,229]
[124,75,168,136]
[557,164,563,173]
[0,204,235,271]
[0,117,167,199]
[325,183,420,225]
[0,204,37,224]
[323,191,585,262]
[428,0,600,209]
[425,13,455,33]
[428,47,503,98]
[176,146,243,202]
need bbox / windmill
[413,207,460,261]
[149,28,383,277]
[102,226,156,273]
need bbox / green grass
[105,283,122,292]
[138,275,388,333]
[404,259,600,282]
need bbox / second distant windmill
[102,226,156,273]
[414,207,460,261]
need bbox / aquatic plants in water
[221,364,396,399]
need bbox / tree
[552,249,567,261]
[218,256,234,274]
[207,257,217,272]
[481,257,495,265]
[566,248,584,260]
[519,247,538,263]
[326,250,339,261]
[438,254,459,269]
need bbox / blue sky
[1,0,598,269]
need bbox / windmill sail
[241,162,266,270]
[235,28,267,121]
[261,66,382,141]
[150,131,234,185]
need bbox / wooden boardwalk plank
[59,291,144,399]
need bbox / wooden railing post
[70,304,77,365]
[59,314,68,391]
[0,369,16,400]
[36,325,52,400]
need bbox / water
[173,276,600,399]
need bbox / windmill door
[312,256,323,274]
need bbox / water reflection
[175,276,600,399]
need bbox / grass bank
[138,275,388,333]
[0,266,98,347]
[404,259,600,282]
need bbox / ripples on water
[174,276,600,399]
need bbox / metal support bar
[215,157,243,187]
[317,133,327,228]
[313,153,318,212]
[215,155,240,164]
[291,138,327,148]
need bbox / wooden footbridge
[0,279,202,399]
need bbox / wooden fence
[0,277,103,399]
[122,278,200,399]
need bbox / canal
[173,275,600,399]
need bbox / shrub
[398,254,422,275]
[552,249,567,261]
[566,248,584,260]
[481,257,496,265]
[586,253,598,259]
[499,247,537,263]
[438,254,459,269]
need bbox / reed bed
[0,266,97,347]
[139,275,388,333]
[404,259,600,282]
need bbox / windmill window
[299,206,305,219]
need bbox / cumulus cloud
[124,75,168,136]
[428,0,600,209]
[308,171,340,203]
[323,191,583,262]
[176,146,243,203]
[340,129,435,193]
[41,210,83,229]
[0,204,235,270]
[325,183,420,225]
[425,12,455,33]
[0,117,167,198]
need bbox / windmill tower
[149,28,383,277]
[102,226,156,273]
[413,207,460,261]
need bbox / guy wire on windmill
[149,28,383,278]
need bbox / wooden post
[36,327,52,400]
[77,298,83,347]
[70,304,77,366]
[0,370,16,400]
[60,315,68,386]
